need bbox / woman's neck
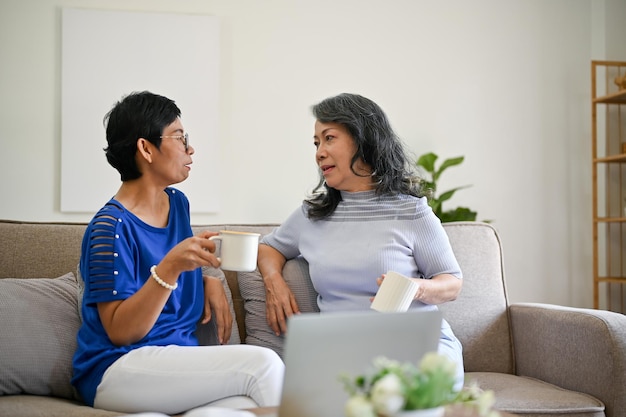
[114,181,170,228]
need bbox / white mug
[370,271,419,312]
[209,231,261,272]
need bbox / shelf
[594,89,626,104]
[596,277,626,284]
[592,61,626,313]
[594,153,626,163]
[594,217,626,223]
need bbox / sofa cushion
[0,272,81,400]
[466,372,605,416]
[197,266,241,345]
[0,395,123,417]
[238,256,319,357]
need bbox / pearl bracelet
[150,265,178,290]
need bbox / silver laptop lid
[278,309,442,417]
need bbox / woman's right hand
[257,244,300,335]
[156,231,221,282]
[264,273,300,335]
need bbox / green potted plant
[415,152,477,223]
[340,353,498,417]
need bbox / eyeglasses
[160,132,189,152]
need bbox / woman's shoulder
[89,199,126,224]
[165,187,191,209]
[380,192,428,207]
[165,186,188,200]
[380,193,433,220]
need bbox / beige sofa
[0,219,624,417]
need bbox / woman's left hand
[372,273,461,305]
[201,275,233,345]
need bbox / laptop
[276,309,442,417]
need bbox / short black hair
[103,91,181,181]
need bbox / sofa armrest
[509,302,626,417]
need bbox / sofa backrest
[439,222,514,374]
[0,220,88,279]
[0,220,261,280]
[0,220,514,375]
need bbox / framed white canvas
[61,8,220,213]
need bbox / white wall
[0,0,623,309]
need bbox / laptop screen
[278,309,442,417]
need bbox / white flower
[474,389,496,416]
[463,380,483,398]
[372,356,401,371]
[344,395,376,417]
[370,373,406,416]
[342,354,497,417]
[420,352,457,378]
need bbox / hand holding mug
[370,271,420,312]
[209,230,261,272]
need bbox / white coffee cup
[370,271,419,312]
[209,231,261,272]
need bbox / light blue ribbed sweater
[261,189,465,387]
[261,189,462,313]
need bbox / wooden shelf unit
[591,60,626,313]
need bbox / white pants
[94,344,284,415]
[438,331,465,392]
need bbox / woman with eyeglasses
[71,91,283,415]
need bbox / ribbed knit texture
[261,190,462,313]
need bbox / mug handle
[208,235,222,257]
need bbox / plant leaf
[414,152,484,223]
[429,198,442,215]
[416,152,438,174]
[433,156,464,182]
[437,185,471,204]
[439,207,477,223]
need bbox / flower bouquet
[340,352,499,417]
